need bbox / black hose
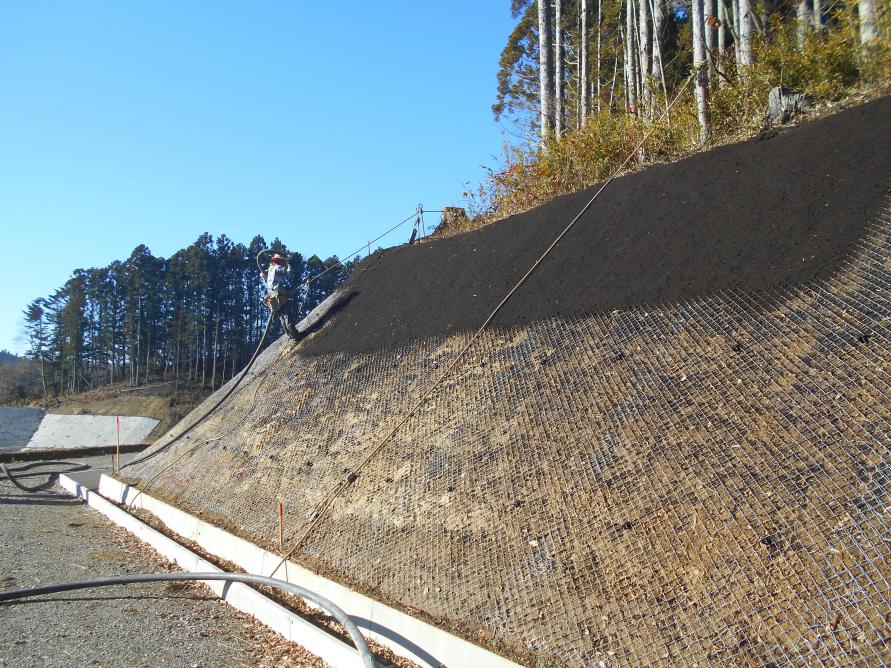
[122,313,274,471]
[0,571,376,668]
[0,461,90,493]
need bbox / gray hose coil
[0,571,375,668]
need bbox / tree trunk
[211,306,220,391]
[717,0,727,55]
[134,295,141,387]
[705,0,716,85]
[797,0,812,48]
[651,0,670,121]
[581,0,589,123]
[201,316,207,387]
[692,0,712,143]
[731,0,741,68]
[737,0,754,71]
[813,0,823,29]
[538,0,555,143]
[555,0,564,137]
[145,325,150,385]
[624,0,638,115]
[859,0,877,44]
[638,0,652,119]
[609,31,620,110]
[596,0,602,112]
[39,350,47,400]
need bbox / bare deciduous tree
[860,0,878,44]
[555,0,565,137]
[581,0,589,123]
[737,0,755,71]
[692,0,712,143]
[538,0,555,142]
[638,0,652,118]
[797,0,812,48]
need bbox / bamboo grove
[22,235,353,398]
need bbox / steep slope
[126,98,891,668]
[307,96,891,354]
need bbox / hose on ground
[0,571,375,668]
[0,461,91,493]
[121,312,275,471]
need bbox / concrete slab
[25,414,159,450]
[0,407,45,451]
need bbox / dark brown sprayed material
[305,96,891,355]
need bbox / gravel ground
[0,461,328,668]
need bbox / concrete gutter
[57,472,380,668]
[91,473,524,668]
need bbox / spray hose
[0,460,91,493]
[0,571,375,668]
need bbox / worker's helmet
[271,253,286,264]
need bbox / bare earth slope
[127,98,891,667]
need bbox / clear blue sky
[0,2,516,354]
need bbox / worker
[261,253,301,341]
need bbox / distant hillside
[0,350,41,404]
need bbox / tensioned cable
[269,73,697,576]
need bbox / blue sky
[0,2,516,353]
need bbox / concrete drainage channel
[58,469,523,668]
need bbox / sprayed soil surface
[305,96,891,354]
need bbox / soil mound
[306,96,891,354]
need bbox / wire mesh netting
[126,210,891,667]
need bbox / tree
[737,0,755,71]
[859,0,878,45]
[638,0,652,118]
[797,0,812,48]
[555,0,565,136]
[581,0,589,122]
[23,299,50,399]
[624,0,639,115]
[539,0,555,141]
[19,232,352,400]
[692,0,712,143]
[493,0,539,134]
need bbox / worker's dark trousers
[279,304,302,341]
